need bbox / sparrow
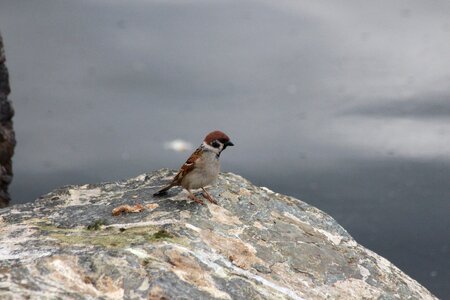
[153,130,234,205]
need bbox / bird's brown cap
[204,130,232,145]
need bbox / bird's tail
[153,184,173,196]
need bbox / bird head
[203,130,234,155]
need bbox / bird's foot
[202,189,218,205]
[188,193,205,205]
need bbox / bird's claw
[188,194,205,205]
[202,191,218,204]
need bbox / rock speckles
[0,169,437,299]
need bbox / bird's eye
[212,141,221,148]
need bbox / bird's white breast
[182,151,220,190]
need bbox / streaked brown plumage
[154,131,234,205]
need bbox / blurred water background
[1,0,449,298]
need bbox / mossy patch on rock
[86,219,107,231]
[38,223,179,248]
[150,229,174,240]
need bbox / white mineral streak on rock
[358,265,371,281]
[105,219,178,229]
[133,174,148,182]
[138,278,150,291]
[227,226,246,236]
[169,244,306,300]
[160,220,304,299]
[284,211,344,245]
[185,223,201,232]
[46,257,124,299]
[49,259,101,296]
[253,221,266,229]
[344,239,358,247]
[315,228,344,245]
[0,224,52,261]
[260,186,275,193]
[126,248,150,259]
[164,247,232,300]
[282,211,305,225]
[218,257,305,300]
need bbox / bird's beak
[226,141,234,147]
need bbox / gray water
[1,0,449,298]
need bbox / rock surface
[0,169,437,299]
[0,33,15,208]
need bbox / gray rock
[0,33,15,208]
[0,169,437,299]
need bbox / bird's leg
[187,189,204,205]
[201,188,218,204]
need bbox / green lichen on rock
[0,169,438,300]
[150,229,174,240]
[40,224,179,248]
[86,219,107,230]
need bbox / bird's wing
[172,147,203,184]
